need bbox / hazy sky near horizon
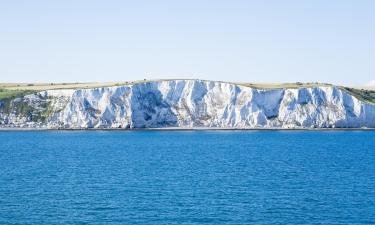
[1,0,374,85]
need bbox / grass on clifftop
[1,80,375,104]
[240,82,333,89]
[0,89,36,100]
[0,81,137,91]
[342,87,375,104]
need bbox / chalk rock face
[1,80,375,128]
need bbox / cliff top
[1,79,374,103]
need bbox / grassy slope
[340,87,375,104]
[242,83,375,104]
[0,89,36,100]
[1,80,374,104]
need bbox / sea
[0,130,374,224]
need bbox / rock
[1,80,374,129]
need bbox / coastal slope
[1,80,375,129]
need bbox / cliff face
[1,80,374,129]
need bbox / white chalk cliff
[1,80,374,129]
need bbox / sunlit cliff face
[1,80,375,129]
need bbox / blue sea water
[0,131,375,224]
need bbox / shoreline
[0,127,374,131]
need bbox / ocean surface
[0,131,375,224]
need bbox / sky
[0,0,374,85]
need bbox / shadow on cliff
[130,83,178,128]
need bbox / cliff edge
[1,80,374,129]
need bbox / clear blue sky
[1,0,374,85]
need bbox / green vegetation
[39,100,54,122]
[0,89,35,100]
[0,82,131,91]
[0,97,32,115]
[0,92,54,122]
[341,87,375,104]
